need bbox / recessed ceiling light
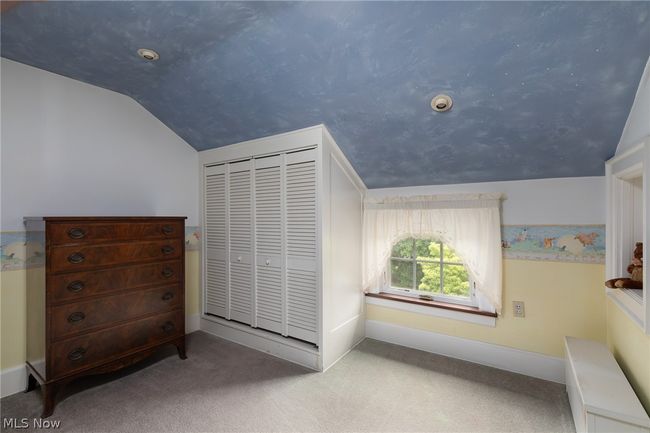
[431,94,453,112]
[137,48,159,61]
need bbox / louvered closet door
[204,164,228,318]
[285,149,318,344]
[228,160,253,325]
[254,155,284,334]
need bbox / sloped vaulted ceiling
[2,1,650,188]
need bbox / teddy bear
[605,242,643,290]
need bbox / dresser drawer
[50,310,183,379]
[48,221,184,245]
[50,239,183,273]
[49,260,181,303]
[51,284,182,340]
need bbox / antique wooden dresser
[24,216,187,417]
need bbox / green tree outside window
[390,238,470,297]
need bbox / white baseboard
[200,315,321,371]
[186,313,200,333]
[1,364,26,398]
[322,334,364,373]
[2,317,563,398]
[365,320,565,384]
[323,314,365,371]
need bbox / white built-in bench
[565,337,650,433]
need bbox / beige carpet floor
[0,331,574,433]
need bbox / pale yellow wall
[607,299,650,411]
[0,269,27,370]
[0,250,200,371]
[185,251,200,316]
[367,259,607,358]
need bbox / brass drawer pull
[161,246,174,255]
[161,321,175,333]
[161,225,175,235]
[161,267,174,278]
[161,292,174,301]
[68,347,86,362]
[67,280,85,292]
[67,252,85,264]
[67,227,87,239]
[67,312,86,323]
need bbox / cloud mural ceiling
[2,1,649,188]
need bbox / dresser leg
[175,337,187,360]
[41,382,60,419]
[25,372,38,393]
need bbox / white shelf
[606,136,650,335]
[622,288,644,304]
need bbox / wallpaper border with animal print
[2,225,605,270]
[501,225,605,264]
[0,226,201,271]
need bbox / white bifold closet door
[254,155,284,334]
[285,149,318,344]
[253,149,318,343]
[204,149,318,345]
[228,159,253,325]
[204,164,228,318]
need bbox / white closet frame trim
[281,153,288,337]
[199,128,322,355]
[249,160,257,328]
[199,124,366,371]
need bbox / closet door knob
[67,280,85,293]
[67,252,85,264]
[67,228,86,239]
[237,256,242,262]
[265,259,270,266]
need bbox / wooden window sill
[365,292,497,318]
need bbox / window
[388,238,476,306]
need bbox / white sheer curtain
[362,193,503,313]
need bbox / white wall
[617,56,650,155]
[1,59,199,231]
[322,129,365,369]
[366,176,606,225]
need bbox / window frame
[386,238,478,307]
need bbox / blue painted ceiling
[2,1,650,188]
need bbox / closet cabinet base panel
[27,335,186,418]
[201,316,320,370]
